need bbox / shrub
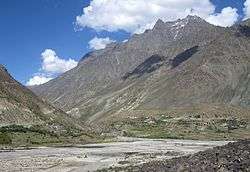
[0,132,12,144]
[0,124,28,133]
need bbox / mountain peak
[153,19,166,30]
[183,15,207,24]
[186,15,202,20]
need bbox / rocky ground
[101,139,250,172]
[0,138,228,172]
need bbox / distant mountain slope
[0,65,83,133]
[32,16,250,125]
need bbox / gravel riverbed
[0,138,230,172]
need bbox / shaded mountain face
[32,16,250,123]
[0,65,83,133]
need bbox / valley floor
[103,139,250,172]
[0,137,229,172]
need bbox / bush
[0,132,12,144]
[0,125,56,136]
[0,124,28,133]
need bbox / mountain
[0,65,83,134]
[32,16,250,139]
[32,16,228,112]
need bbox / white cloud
[206,7,238,27]
[88,37,115,50]
[76,0,239,33]
[26,75,53,86]
[26,49,78,86]
[41,49,78,73]
[244,0,250,20]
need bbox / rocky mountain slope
[0,65,83,133]
[32,16,250,129]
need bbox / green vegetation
[0,132,12,144]
[0,124,55,135]
[105,112,250,141]
[0,124,108,147]
[0,125,60,146]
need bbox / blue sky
[0,0,248,85]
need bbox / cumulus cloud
[88,37,115,50]
[244,0,250,20]
[41,49,78,73]
[206,7,238,27]
[76,0,239,33]
[26,75,53,86]
[26,49,78,86]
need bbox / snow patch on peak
[172,18,189,28]
[171,19,189,40]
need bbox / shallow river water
[0,137,230,172]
